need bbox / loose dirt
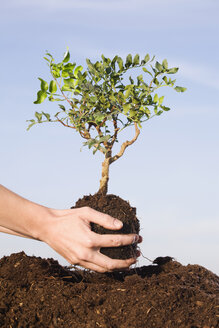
[0,251,218,328]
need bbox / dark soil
[73,194,140,259]
[0,252,218,328]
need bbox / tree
[28,49,186,195]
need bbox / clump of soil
[0,252,218,328]
[73,193,140,259]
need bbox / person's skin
[0,184,142,272]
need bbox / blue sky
[0,0,219,274]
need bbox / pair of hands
[43,206,142,273]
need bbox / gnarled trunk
[98,150,112,195]
[98,157,110,195]
[98,123,140,195]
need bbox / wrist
[32,206,57,241]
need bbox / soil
[0,252,218,328]
[73,194,140,259]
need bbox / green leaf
[125,54,132,68]
[61,85,72,92]
[106,67,111,74]
[117,57,124,71]
[101,54,106,62]
[150,55,155,62]
[144,54,150,63]
[123,103,131,114]
[42,112,51,121]
[94,112,105,123]
[95,61,103,72]
[129,76,134,84]
[162,76,168,84]
[38,78,48,92]
[161,106,171,111]
[26,119,36,130]
[49,80,57,93]
[137,74,143,83]
[64,63,76,71]
[35,111,43,122]
[34,90,47,104]
[153,78,160,86]
[48,95,55,102]
[174,86,187,92]
[74,65,83,78]
[99,135,111,143]
[111,55,118,69]
[59,104,66,111]
[43,56,50,62]
[154,94,159,103]
[144,107,151,118]
[45,52,53,59]
[86,58,93,70]
[162,59,168,69]
[52,97,65,101]
[125,86,132,99]
[133,54,140,65]
[61,70,70,78]
[167,67,179,74]
[86,139,97,149]
[158,96,164,105]
[142,67,153,77]
[54,112,60,118]
[155,61,163,72]
[64,78,77,89]
[63,48,70,63]
[129,109,136,118]
[51,69,61,78]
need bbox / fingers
[68,250,138,273]
[51,206,143,273]
[78,260,108,273]
[90,232,141,248]
[80,256,137,273]
[79,207,123,230]
[89,252,137,272]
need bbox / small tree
[28,49,186,195]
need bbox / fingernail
[114,219,123,228]
[136,250,141,257]
[132,235,139,244]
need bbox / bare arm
[0,226,35,238]
[0,184,141,272]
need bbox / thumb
[81,207,123,230]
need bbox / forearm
[0,225,36,239]
[0,184,53,241]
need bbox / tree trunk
[98,156,111,195]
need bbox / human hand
[41,206,142,273]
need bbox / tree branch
[50,69,73,107]
[110,115,119,148]
[79,127,91,140]
[56,118,76,129]
[110,122,140,163]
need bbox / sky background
[0,0,218,274]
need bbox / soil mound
[73,193,140,259]
[0,252,218,327]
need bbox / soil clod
[73,193,140,259]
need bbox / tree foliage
[28,49,186,156]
